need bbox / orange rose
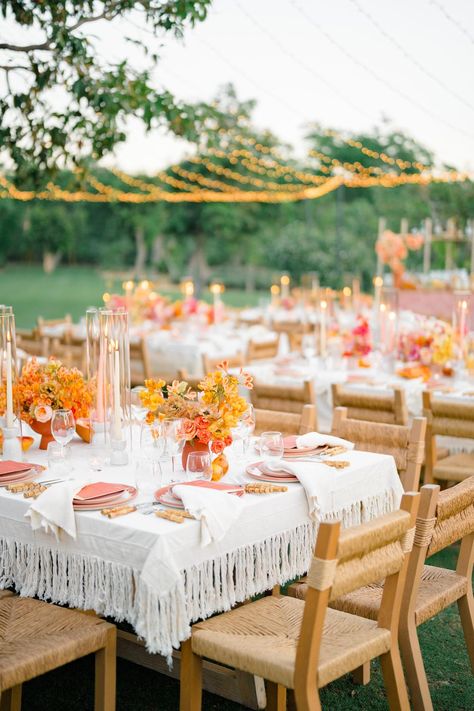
[211,439,226,454]
[178,418,197,441]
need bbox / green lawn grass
[0,265,261,328]
[20,546,474,710]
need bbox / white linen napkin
[25,479,85,540]
[295,431,354,450]
[265,459,347,520]
[172,484,243,547]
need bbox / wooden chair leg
[94,627,116,711]
[353,661,371,685]
[399,620,433,711]
[180,639,203,711]
[458,593,474,673]
[0,685,22,711]
[380,647,410,711]
[266,681,286,711]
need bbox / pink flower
[34,404,53,423]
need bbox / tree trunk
[151,233,164,265]
[134,226,147,275]
[43,251,61,274]
[188,233,209,297]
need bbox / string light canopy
[0,166,470,204]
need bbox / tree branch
[0,42,50,52]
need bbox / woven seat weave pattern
[433,452,474,484]
[328,565,467,627]
[0,597,112,691]
[191,595,391,689]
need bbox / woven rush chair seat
[254,404,316,436]
[320,565,468,627]
[190,595,391,690]
[431,452,474,482]
[0,597,116,710]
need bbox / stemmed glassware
[51,409,75,457]
[260,431,284,468]
[236,403,256,456]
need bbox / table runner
[0,445,402,661]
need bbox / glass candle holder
[0,308,23,460]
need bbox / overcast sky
[4,0,474,173]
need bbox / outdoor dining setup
[0,273,473,711]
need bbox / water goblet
[260,431,284,468]
[186,451,212,482]
[51,409,75,458]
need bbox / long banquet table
[0,441,402,661]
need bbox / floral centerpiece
[398,316,454,368]
[140,362,253,472]
[376,230,423,288]
[343,316,372,359]
[0,358,95,449]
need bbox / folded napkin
[25,480,85,540]
[265,459,349,520]
[172,483,244,546]
[295,431,354,450]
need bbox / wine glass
[260,431,284,468]
[302,333,316,361]
[186,451,212,482]
[51,409,75,458]
[140,420,165,461]
[161,419,185,479]
[239,403,256,455]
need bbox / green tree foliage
[0,0,221,185]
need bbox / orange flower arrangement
[140,362,253,454]
[0,357,95,425]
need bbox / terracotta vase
[30,418,54,450]
[181,440,209,469]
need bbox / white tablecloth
[0,441,402,661]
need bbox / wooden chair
[307,478,474,711]
[15,328,45,359]
[331,384,408,425]
[251,380,316,417]
[130,338,151,387]
[180,493,419,711]
[423,391,474,486]
[287,330,316,353]
[246,337,279,362]
[0,596,116,710]
[202,352,245,374]
[53,334,87,372]
[176,369,202,391]
[254,404,317,437]
[331,407,426,491]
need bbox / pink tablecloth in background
[398,290,474,327]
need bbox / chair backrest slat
[247,338,280,361]
[254,404,316,436]
[202,352,245,373]
[332,384,408,425]
[428,476,474,556]
[251,380,315,417]
[331,408,426,491]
